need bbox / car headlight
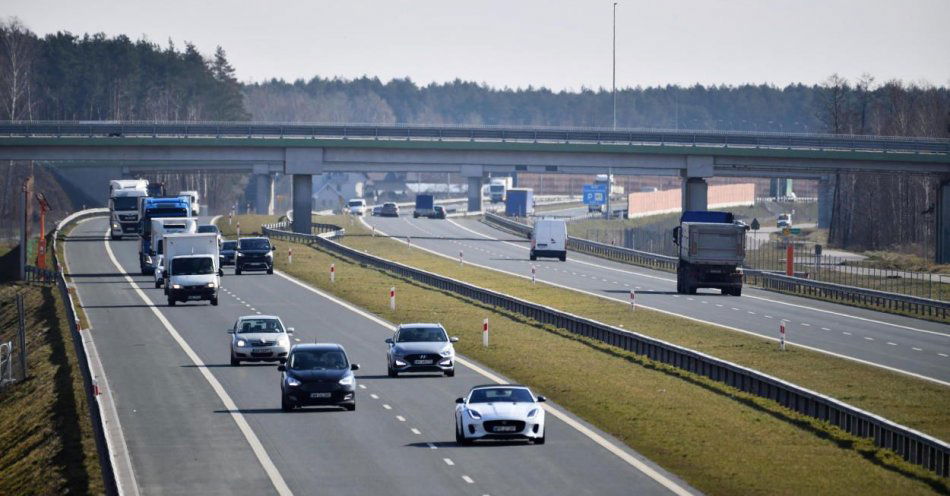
[439,349,453,357]
[338,375,354,386]
[236,252,243,257]
[236,339,247,347]
[467,409,482,419]
[527,408,539,418]
[394,359,407,367]
[206,282,216,288]
[171,284,182,289]
[286,377,301,387]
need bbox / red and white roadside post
[91,379,100,397]
[407,236,412,248]
[228,211,233,226]
[236,222,241,238]
[482,318,489,347]
[531,265,536,284]
[459,250,464,265]
[779,321,787,351]
[330,263,335,283]
[372,225,376,237]
[288,247,293,265]
[389,286,396,310]
[629,289,636,311]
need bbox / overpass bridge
[1,121,948,259]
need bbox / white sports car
[454,384,546,445]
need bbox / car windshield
[236,318,284,334]
[197,225,218,234]
[171,257,214,275]
[469,388,534,403]
[348,200,363,207]
[112,197,139,210]
[239,239,270,250]
[222,241,237,250]
[384,203,396,208]
[396,327,447,342]
[289,349,348,370]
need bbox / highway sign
[790,228,802,235]
[582,184,608,206]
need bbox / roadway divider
[261,218,949,477]
[482,212,950,320]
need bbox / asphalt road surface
[64,216,694,496]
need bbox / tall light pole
[612,2,618,130]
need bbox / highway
[63,216,694,495]
[361,213,950,384]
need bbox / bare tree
[854,73,875,134]
[0,17,37,120]
[817,74,852,134]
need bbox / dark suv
[235,237,274,275]
[279,344,359,411]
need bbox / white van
[179,190,200,216]
[347,198,367,216]
[163,232,220,306]
[530,218,568,262]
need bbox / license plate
[252,348,270,354]
[310,392,331,398]
[187,295,202,300]
[414,359,433,365]
[493,426,517,432]
[538,243,548,248]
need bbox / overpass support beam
[461,165,484,212]
[292,174,313,234]
[254,172,274,215]
[817,175,835,229]
[938,180,950,264]
[681,156,712,211]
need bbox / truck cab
[109,186,149,239]
[163,233,220,306]
[530,218,568,262]
[178,190,200,216]
[672,211,747,296]
[139,198,191,274]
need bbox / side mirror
[227,329,234,334]
[455,397,465,404]
[350,363,360,371]
[277,364,286,372]
[287,327,295,334]
[271,246,276,251]
[537,395,547,402]
[384,338,394,344]
[218,269,224,277]
[450,336,459,343]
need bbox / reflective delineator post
[390,286,396,310]
[629,289,636,311]
[531,265,536,284]
[459,250,464,265]
[288,247,293,265]
[407,236,411,248]
[228,211,232,226]
[779,321,787,351]
[372,225,376,237]
[236,222,241,239]
[482,318,489,347]
[330,263,335,283]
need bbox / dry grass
[227,215,948,495]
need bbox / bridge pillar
[938,180,950,264]
[817,175,835,229]
[461,165,484,212]
[292,174,313,234]
[682,177,708,211]
[254,173,274,215]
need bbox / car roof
[470,384,529,390]
[397,323,444,329]
[291,343,344,352]
[239,236,268,241]
[237,315,280,320]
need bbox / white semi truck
[109,179,149,239]
[488,177,513,203]
[162,232,220,306]
[178,190,201,216]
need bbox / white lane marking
[864,337,875,341]
[410,427,421,435]
[715,304,723,307]
[276,267,695,495]
[367,217,950,387]
[701,301,708,304]
[672,295,679,298]
[383,404,392,410]
[747,311,755,315]
[443,458,455,466]
[462,475,474,484]
[939,353,948,358]
[821,327,831,331]
[731,307,739,311]
[801,323,811,327]
[104,231,293,496]
[245,304,252,308]
[451,218,950,340]
[358,384,367,389]
[370,394,379,399]
[765,315,773,319]
[294,338,301,342]
[250,307,256,312]
[887,342,898,346]
[427,442,438,450]
[913,347,923,352]
[256,311,262,315]
[686,298,694,301]
[843,332,852,336]
[396,415,406,422]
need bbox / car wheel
[235,267,242,275]
[154,280,161,289]
[344,403,356,411]
[211,296,219,306]
[230,354,240,366]
[444,368,455,377]
[535,432,546,445]
[455,422,464,445]
[266,267,274,275]
[388,365,397,378]
[167,297,175,307]
[529,253,537,261]
[281,397,294,412]
[111,234,121,241]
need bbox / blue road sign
[583,184,608,206]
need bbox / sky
[4,0,949,91]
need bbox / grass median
[224,215,946,494]
[0,245,105,495]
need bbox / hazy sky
[5,0,949,91]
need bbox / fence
[0,341,13,387]
[263,218,949,477]
[484,213,950,319]
[0,294,29,390]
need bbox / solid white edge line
[65,218,141,496]
[103,229,293,496]
[274,267,695,496]
[456,218,949,340]
[433,218,950,387]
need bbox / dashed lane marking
[462,476,474,484]
[411,428,421,435]
[443,458,454,466]
[396,415,406,422]
[383,404,392,410]
[370,394,379,399]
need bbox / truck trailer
[505,188,534,217]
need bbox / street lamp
[612,2,618,130]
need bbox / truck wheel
[686,285,697,295]
[732,287,742,297]
[235,266,242,275]
[559,253,567,262]
[413,213,419,219]
[167,297,176,307]
[530,253,537,261]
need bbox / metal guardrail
[2,120,948,155]
[262,219,949,477]
[483,213,950,319]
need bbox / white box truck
[151,218,198,288]
[163,232,220,306]
[178,190,201,216]
[530,218,568,261]
[109,180,149,239]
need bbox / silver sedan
[228,315,294,365]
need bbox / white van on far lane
[348,198,367,216]
[530,218,567,262]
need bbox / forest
[2,18,948,255]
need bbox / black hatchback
[279,344,359,411]
[235,237,274,275]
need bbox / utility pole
[612,2,618,130]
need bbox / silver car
[386,323,458,377]
[228,315,294,365]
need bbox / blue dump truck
[139,197,191,274]
[505,188,534,217]
[672,211,748,296]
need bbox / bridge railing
[261,219,949,477]
[482,213,950,320]
[2,120,948,154]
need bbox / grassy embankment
[221,215,949,495]
[0,243,104,495]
